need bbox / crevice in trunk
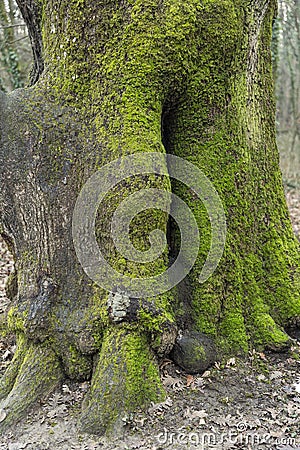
[161,105,195,333]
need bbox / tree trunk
[0,0,299,436]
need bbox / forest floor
[0,187,299,450]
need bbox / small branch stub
[107,290,130,323]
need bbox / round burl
[170,331,217,374]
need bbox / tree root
[79,326,165,436]
[0,340,63,433]
[0,335,27,401]
[250,312,292,352]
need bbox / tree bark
[0,0,299,436]
[15,0,43,84]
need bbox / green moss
[60,343,92,380]
[5,271,17,301]
[192,344,206,362]
[0,340,62,433]
[0,334,27,400]
[7,307,27,333]
[80,326,165,434]
[248,312,290,351]
[217,312,249,354]
[165,0,300,354]
[138,301,174,332]
[121,330,164,405]
[290,351,300,361]
[37,0,299,370]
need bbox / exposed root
[79,327,165,435]
[0,335,27,400]
[0,340,63,433]
[250,312,292,352]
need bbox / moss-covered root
[0,335,28,401]
[249,311,292,352]
[79,327,166,436]
[0,341,63,433]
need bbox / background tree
[276,0,300,186]
[0,0,30,91]
[0,0,299,436]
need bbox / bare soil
[0,187,299,450]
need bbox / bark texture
[0,0,299,436]
[15,0,43,84]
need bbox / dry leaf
[186,375,194,387]
[257,374,267,382]
[270,371,283,380]
[294,379,300,393]
[8,443,28,450]
[266,407,278,419]
[135,416,147,426]
[202,370,211,378]
[226,357,236,367]
[162,375,184,391]
[62,384,71,394]
[148,397,173,414]
[192,377,205,390]
[159,359,173,370]
[2,349,11,360]
[0,409,6,423]
[185,408,208,424]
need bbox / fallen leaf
[8,443,28,450]
[184,408,208,421]
[162,375,184,391]
[202,370,211,378]
[159,359,173,370]
[148,397,173,414]
[266,407,278,419]
[270,371,283,380]
[0,409,6,423]
[2,350,11,360]
[62,384,71,394]
[134,416,147,426]
[257,374,267,382]
[294,379,300,393]
[186,375,194,387]
[226,357,236,367]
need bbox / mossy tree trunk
[0,0,299,436]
